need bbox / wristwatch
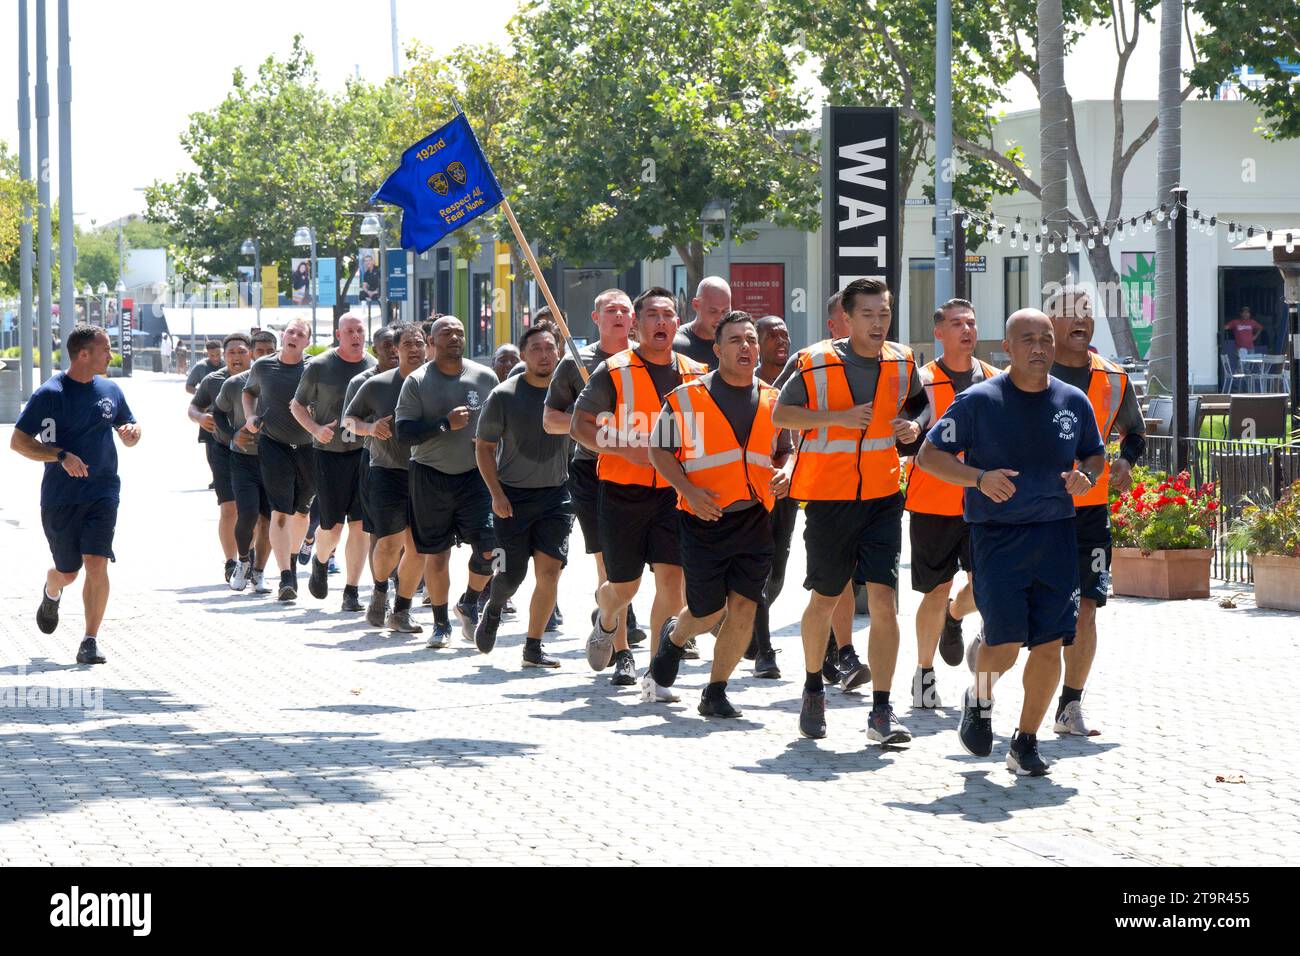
[56,450,67,462]
[1081,467,1098,487]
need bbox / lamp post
[96,281,108,330]
[241,237,261,328]
[360,212,388,325]
[699,200,731,320]
[294,225,318,345]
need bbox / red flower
[1111,500,1122,514]
[1156,495,1173,507]
[1133,483,1146,497]
[1207,501,1219,511]
[1174,495,1188,507]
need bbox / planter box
[1249,553,1300,612]
[1111,547,1213,600]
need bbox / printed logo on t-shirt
[466,389,481,410]
[1053,408,1079,441]
[96,397,116,421]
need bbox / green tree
[508,0,820,302]
[1188,2,1300,140]
[0,141,38,295]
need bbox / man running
[903,300,1000,708]
[474,322,571,667]
[672,276,731,369]
[214,330,277,592]
[917,309,1105,776]
[290,313,377,612]
[395,316,499,648]
[772,278,923,745]
[543,289,647,653]
[11,325,142,665]
[645,311,793,715]
[188,335,242,581]
[572,287,708,689]
[343,323,425,634]
[185,339,223,395]
[492,343,521,382]
[1046,285,1144,736]
[772,291,869,690]
[342,324,401,567]
[242,318,315,602]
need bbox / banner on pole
[371,113,505,253]
[317,258,337,308]
[387,251,408,302]
[261,265,279,308]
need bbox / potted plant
[1109,469,1219,599]
[1227,480,1300,611]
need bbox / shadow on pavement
[735,739,899,780]
[885,768,1079,822]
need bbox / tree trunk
[1086,245,1139,359]
[1148,0,1182,394]
[1038,0,1070,290]
[674,239,704,321]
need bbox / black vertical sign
[821,106,900,338]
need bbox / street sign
[387,250,408,302]
[964,255,987,273]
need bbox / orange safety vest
[904,359,1003,516]
[662,378,782,515]
[1073,352,1128,507]
[789,340,916,502]
[596,349,709,488]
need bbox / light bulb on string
[1143,215,1152,232]
[1102,231,1111,246]
[1033,236,1042,254]
[974,221,984,236]
[1047,240,1056,254]
[1287,234,1295,254]
[1039,221,1048,235]
[1156,205,1166,222]
[1010,233,1018,249]
[1087,236,1096,249]
[1170,204,1179,220]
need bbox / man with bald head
[673,276,732,369]
[291,313,378,611]
[917,308,1106,776]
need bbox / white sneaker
[250,569,271,593]
[229,559,250,592]
[639,673,680,704]
[1053,699,1100,736]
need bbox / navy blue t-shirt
[926,374,1103,525]
[14,373,136,508]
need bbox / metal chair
[1147,396,1173,437]
[1259,355,1288,395]
[1227,394,1288,441]
[1221,353,1249,393]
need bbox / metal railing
[1138,435,1300,582]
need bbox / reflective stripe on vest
[789,340,915,502]
[904,359,1002,516]
[1075,353,1128,506]
[597,350,707,487]
[666,379,780,514]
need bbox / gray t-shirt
[294,349,377,453]
[545,342,614,462]
[189,358,224,444]
[216,369,258,456]
[652,371,794,512]
[477,374,570,488]
[344,366,412,471]
[777,338,923,409]
[244,353,312,446]
[191,368,232,447]
[396,359,499,474]
[673,324,719,369]
[1050,361,1146,439]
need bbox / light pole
[241,237,261,327]
[294,225,318,345]
[96,281,108,330]
[18,0,35,397]
[82,283,94,324]
[56,0,74,369]
[700,201,730,317]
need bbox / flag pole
[500,197,590,382]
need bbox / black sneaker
[611,649,637,686]
[821,638,841,686]
[545,606,561,632]
[837,645,871,692]
[366,590,389,627]
[76,638,106,665]
[522,643,560,669]
[224,559,237,583]
[36,590,60,635]
[454,600,478,643]
[475,607,501,654]
[698,691,743,718]
[297,537,313,566]
[753,647,781,679]
[1007,731,1051,776]
[938,600,965,667]
[308,558,329,600]
[911,666,943,709]
[652,618,687,687]
[626,605,647,645]
[799,689,827,739]
[959,688,993,757]
[278,575,298,602]
[682,636,700,660]
[341,589,363,613]
[867,708,912,746]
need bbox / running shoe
[639,673,680,703]
[386,609,423,634]
[867,708,912,746]
[475,607,501,654]
[586,616,615,671]
[522,643,560,669]
[753,647,781,679]
[698,691,742,718]
[958,687,993,757]
[799,690,827,739]
[230,559,251,592]
[308,558,329,600]
[453,600,478,643]
[76,637,106,665]
[837,645,871,692]
[250,570,271,593]
[426,621,453,649]
[366,590,389,627]
[37,589,60,635]
[610,649,637,686]
[1053,700,1101,737]
[911,667,942,709]
[938,599,965,667]
[297,537,313,566]
[340,590,363,613]
[1007,731,1051,776]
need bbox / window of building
[1004,256,1029,316]
[908,258,935,344]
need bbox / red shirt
[1226,318,1262,350]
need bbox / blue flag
[370,112,505,253]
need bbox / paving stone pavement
[1,372,1296,866]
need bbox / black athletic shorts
[597,482,680,584]
[971,518,1079,648]
[229,450,271,520]
[494,483,574,570]
[258,435,316,515]
[567,456,601,554]
[365,465,410,539]
[42,497,118,574]
[1075,504,1112,607]
[909,511,972,593]
[356,448,372,533]
[803,492,904,597]
[679,504,774,617]
[314,449,366,530]
[206,440,235,505]
[409,462,495,556]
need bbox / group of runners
[13,273,1144,776]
